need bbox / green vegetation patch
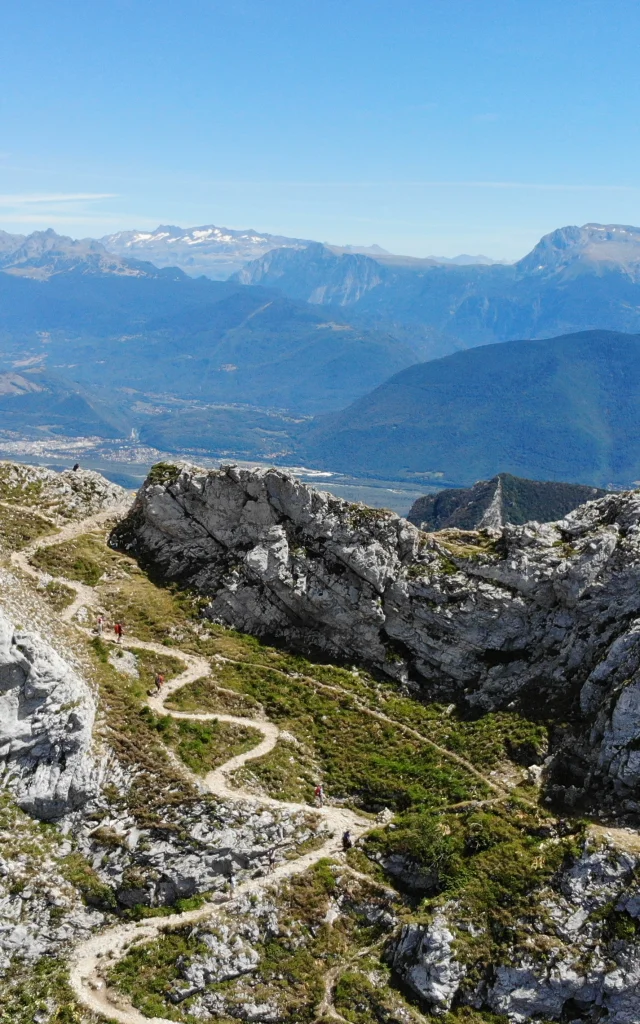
[40,578,76,611]
[147,461,182,487]
[433,528,500,561]
[333,967,417,1024]
[214,662,488,811]
[143,709,262,775]
[59,851,117,910]
[0,463,45,506]
[0,956,84,1024]
[165,675,261,717]
[108,927,208,1021]
[0,504,56,551]
[100,572,200,644]
[367,802,585,982]
[109,859,403,1024]
[31,530,124,585]
[235,738,319,803]
[88,637,200,824]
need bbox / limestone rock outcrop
[388,842,640,1023]
[114,463,640,813]
[0,461,128,519]
[0,608,96,820]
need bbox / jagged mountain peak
[101,222,313,280]
[516,222,640,277]
[0,227,180,280]
[407,473,608,531]
[233,242,384,304]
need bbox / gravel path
[13,510,369,1024]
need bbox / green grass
[211,662,488,811]
[41,578,76,610]
[0,504,56,551]
[166,676,262,717]
[59,851,117,910]
[0,957,85,1024]
[366,801,585,986]
[88,638,201,824]
[143,710,262,775]
[432,528,500,561]
[31,531,124,584]
[107,927,207,1021]
[235,738,319,803]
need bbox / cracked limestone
[0,606,96,820]
[114,463,640,814]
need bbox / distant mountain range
[99,223,502,280]
[101,224,314,280]
[406,473,607,531]
[237,223,640,349]
[0,228,181,280]
[6,225,640,491]
[300,329,640,489]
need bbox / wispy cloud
[0,192,118,206]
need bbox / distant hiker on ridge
[314,784,324,807]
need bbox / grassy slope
[0,485,585,1024]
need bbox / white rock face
[388,911,465,1011]
[116,464,640,812]
[0,607,96,820]
[389,844,640,1023]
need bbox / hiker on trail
[342,829,353,852]
[114,622,123,643]
[154,672,165,693]
[96,614,104,636]
[267,847,277,874]
[314,784,324,807]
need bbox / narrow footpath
[12,513,370,1024]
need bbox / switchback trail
[9,507,530,1023]
[11,511,369,1024]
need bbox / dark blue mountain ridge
[299,329,640,489]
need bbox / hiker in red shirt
[114,622,124,644]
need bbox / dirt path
[11,511,369,1023]
[7,509,557,1023]
[12,503,130,624]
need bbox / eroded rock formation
[388,842,640,1024]
[114,463,640,815]
[0,607,96,820]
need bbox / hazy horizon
[2,0,640,260]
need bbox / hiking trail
[9,506,551,1024]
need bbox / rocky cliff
[0,605,96,820]
[114,462,640,817]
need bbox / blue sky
[2,0,640,259]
